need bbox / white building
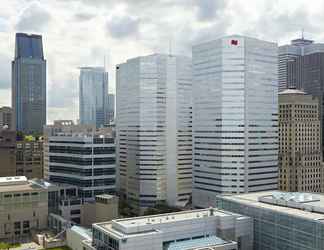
[79,67,109,128]
[80,208,252,250]
[116,54,192,213]
[192,35,278,208]
[44,121,116,200]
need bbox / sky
[0,0,323,123]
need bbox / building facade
[12,33,46,134]
[216,191,324,250]
[280,37,324,155]
[16,139,43,179]
[0,176,48,241]
[192,35,278,208]
[107,93,115,124]
[44,122,116,200]
[84,208,252,250]
[278,89,323,192]
[0,129,16,177]
[116,54,192,213]
[0,107,13,130]
[278,37,314,91]
[79,67,108,128]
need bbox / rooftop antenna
[169,37,172,56]
[104,55,106,71]
[301,28,304,40]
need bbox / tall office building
[12,33,46,134]
[278,89,323,192]
[107,93,115,124]
[280,37,324,155]
[79,67,108,128]
[0,106,13,130]
[278,37,314,91]
[192,35,278,208]
[116,54,192,213]
[44,121,116,200]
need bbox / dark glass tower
[12,33,46,134]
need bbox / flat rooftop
[114,208,228,228]
[94,208,248,238]
[167,236,235,250]
[0,177,45,193]
[221,191,324,221]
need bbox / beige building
[0,129,16,177]
[81,195,118,227]
[279,89,323,192]
[16,139,43,179]
[0,176,48,241]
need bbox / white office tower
[192,35,278,208]
[116,54,192,213]
[79,67,108,128]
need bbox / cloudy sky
[0,0,323,123]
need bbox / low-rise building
[0,176,48,241]
[216,191,324,250]
[81,194,118,227]
[0,107,13,130]
[81,208,253,250]
[67,226,92,250]
[16,139,43,179]
[0,129,16,177]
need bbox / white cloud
[0,0,323,124]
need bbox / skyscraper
[278,37,314,91]
[280,39,324,155]
[192,35,278,208]
[79,67,108,128]
[107,93,115,124]
[12,33,46,134]
[278,89,323,192]
[116,54,192,214]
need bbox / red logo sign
[231,40,238,45]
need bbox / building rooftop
[115,208,227,228]
[70,226,92,241]
[167,236,234,250]
[221,191,324,221]
[0,176,46,193]
[94,207,248,238]
[279,89,305,95]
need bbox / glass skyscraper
[79,67,108,128]
[12,33,46,134]
[192,35,278,208]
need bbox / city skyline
[0,0,323,123]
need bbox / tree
[0,242,10,250]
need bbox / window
[70,209,80,215]
[23,221,29,228]
[14,222,20,230]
